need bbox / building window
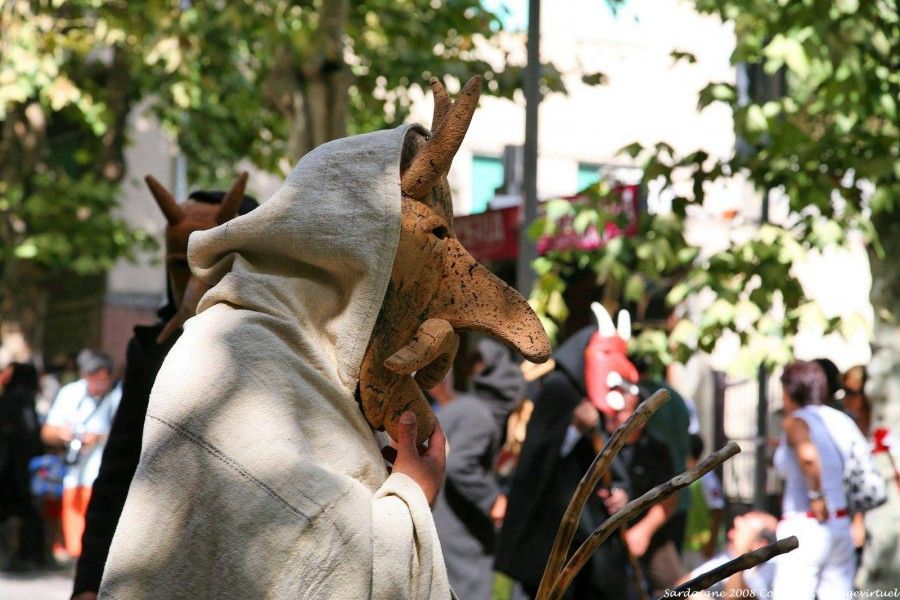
[577,163,602,192]
[471,155,504,214]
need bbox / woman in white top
[773,360,857,599]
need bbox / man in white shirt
[41,349,121,557]
[679,510,778,598]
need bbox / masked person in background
[71,179,258,600]
[495,324,632,600]
[432,338,526,599]
[41,350,121,558]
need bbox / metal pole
[754,192,770,510]
[516,0,541,295]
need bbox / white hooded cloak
[99,124,451,599]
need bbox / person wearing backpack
[773,360,886,599]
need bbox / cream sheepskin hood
[99,124,450,599]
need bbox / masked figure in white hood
[99,77,550,599]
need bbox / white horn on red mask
[617,309,632,341]
[591,301,616,337]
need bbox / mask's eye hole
[431,225,449,240]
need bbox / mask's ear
[617,309,632,341]
[430,77,450,133]
[215,172,249,225]
[401,75,481,199]
[145,175,184,225]
[591,301,616,337]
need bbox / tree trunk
[94,45,134,184]
[265,0,351,161]
[859,211,900,589]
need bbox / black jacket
[494,327,632,599]
[0,363,41,519]
[72,322,179,595]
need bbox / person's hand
[597,487,628,514]
[571,399,599,433]
[391,411,446,508]
[490,493,508,527]
[809,497,829,523]
[624,524,650,557]
[72,592,98,600]
[81,432,102,449]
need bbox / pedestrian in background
[773,360,858,599]
[433,338,525,599]
[495,326,632,600]
[679,511,778,598]
[40,350,120,558]
[0,362,44,569]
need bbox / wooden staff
[536,389,670,600]
[664,536,799,598]
[547,442,741,600]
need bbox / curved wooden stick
[548,441,741,600]
[664,536,799,598]
[536,389,670,600]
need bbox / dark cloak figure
[495,326,632,599]
[433,338,526,599]
[72,190,257,597]
[0,362,44,567]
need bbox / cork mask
[359,76,552,444]
[145,172,248,343]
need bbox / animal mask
[145,173,248,343]
[359,76,552,444]
[584,302,639,414]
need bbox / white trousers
[773,515,856,600]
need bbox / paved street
[0,567,74,600]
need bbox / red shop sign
[454,185,639,263]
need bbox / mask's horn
[430,77,451,133]
[145,175,185,225]
[591,301,616,337]
[431,239,551,363]
[617,309,632,341]
[216,171,249,225]
[401,75,481,199]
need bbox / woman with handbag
[772,360,863,599]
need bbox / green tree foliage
[531,0,898,375]
[1,0,574,352]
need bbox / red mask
[584,302,639,415]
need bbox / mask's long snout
[432,239,552,363]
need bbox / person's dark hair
[8,362,38,390]
[758,528,777,545]
[813,358,841,402]
[188,190,259,216]
[780,360,828,406]
[689,433,704,460]
[76,349,113,376]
